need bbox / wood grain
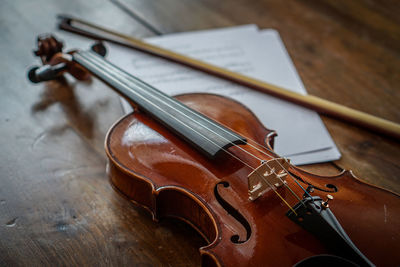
[0,0,203,266]
[1,0,399,266]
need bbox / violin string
[75,54,262,170]
[93,51,309,202]
[82,51,309,208]
[77,52,298,214]
[81,50,265,163]
[80,50,304,208]
[78,51,302,209]
[104,54,309,205]
[83,51,278,165]
[211,122,310,202]
[269,170,305,205]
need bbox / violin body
[27,36,400,266]
[106,93,400,267]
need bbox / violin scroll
[28,34,106,83]
[33,34,64,64]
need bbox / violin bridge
[247,158,290,201]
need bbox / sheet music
[106,25,341,165]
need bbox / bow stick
[57,14,400,140]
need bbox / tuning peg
[322,194,334,209]
[91,41,107,57]
[27,63,67,83]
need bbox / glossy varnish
[3,0,400,266]
[106,94,400,266]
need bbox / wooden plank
[1,0,400,266]
[0,0,203,266]
[118,0,400,194]
[112,0,234,33]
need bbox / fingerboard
[73,50,246,158]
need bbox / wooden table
[1,0,399,266]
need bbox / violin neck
[73,50,246,158]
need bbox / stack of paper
[106,25,341,165]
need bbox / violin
[28,35,400,267]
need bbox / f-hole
[289,171,339,193]
[214,181,251,243]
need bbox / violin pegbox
[248,158,290,201]
[28,34,107,84]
